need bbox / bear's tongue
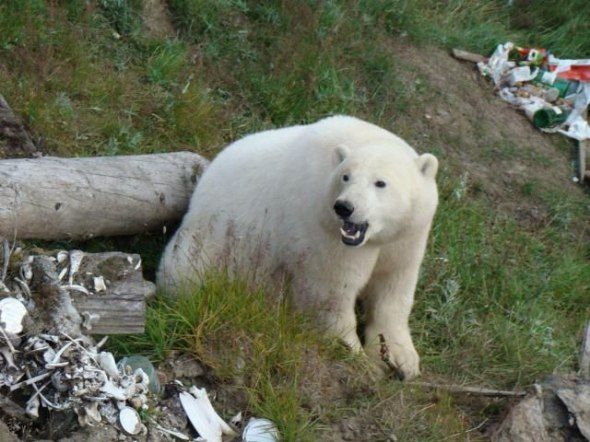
[342,221,359,236]
[340,221,368,246]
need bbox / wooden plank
[70,295,146,334]
[69,251,155,335]
[29,251,154,335]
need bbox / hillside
[0,1,588,440]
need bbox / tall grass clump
[110,271,366,441]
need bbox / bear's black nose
[334,200,354,219]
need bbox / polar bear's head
[327,141,438,247]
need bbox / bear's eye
[375,180,386,188]
[342,174,349,182]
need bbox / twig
[406,381,526,398]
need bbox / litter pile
[477,42,590,140]
[0,246,152,436]
[0,243,280,441]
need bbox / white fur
[157,116,438,379]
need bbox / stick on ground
[407,381,527,398]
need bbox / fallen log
[0,152,209,240]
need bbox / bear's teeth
[353,230,361,239]
[340,228,356,239]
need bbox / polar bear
[157,116,438,379]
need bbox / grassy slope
[1,1,589,440]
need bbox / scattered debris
[455,42,590,182]
[476,42,590,140]
[0,243,281,441]
[0,243,151,438]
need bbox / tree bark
[0,152,208,240]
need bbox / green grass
[110,271,369,441]
[2,1,589,440]
[415,172,589,388]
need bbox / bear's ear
[416,153,438,179]
[334,144,350,165]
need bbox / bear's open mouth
[340,221,369,246]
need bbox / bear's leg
[362,270,420,380]
[291,279,363,352]
[321,296,363,352]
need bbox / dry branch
[0,152,208,240]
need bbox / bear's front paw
[385,341,420,380]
